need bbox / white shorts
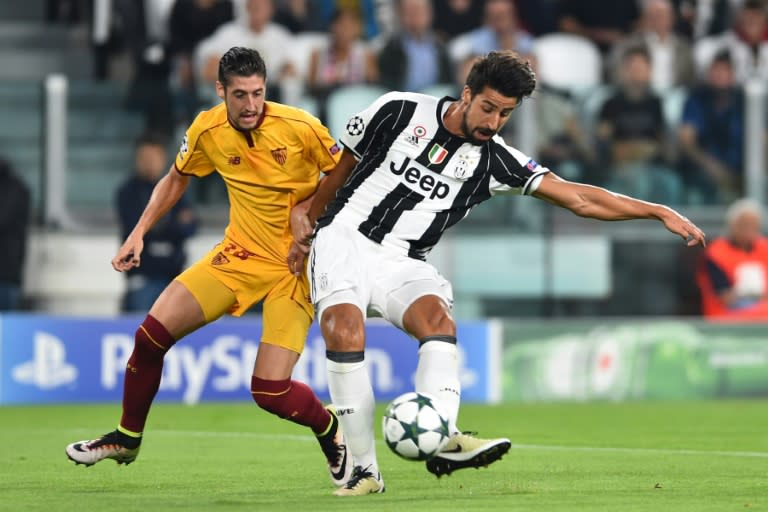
[309,222,453,330]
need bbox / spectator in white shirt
[694,0,768,83]
[610,0,695,91]
[194,0,297,102]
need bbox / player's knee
[252,391,282,415]
[134,315,175,358]
[425,308,456,336]
[403,298,456,338]
[250,377,291,418]
[320,308,365,351]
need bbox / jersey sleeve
[304,115,342,173]
[487,138,550,196]
[174,114,216,177]
[339,91,408,159]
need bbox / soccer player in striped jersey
[65,47,353,487]
[293,50,706,495]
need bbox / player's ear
[215,81,225,100]
[460,86,472,105]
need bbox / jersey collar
[231,103,268,148]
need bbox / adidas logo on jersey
[389,157,450,199]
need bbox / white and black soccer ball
[382,392,451,461]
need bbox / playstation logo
[12,332,78,389]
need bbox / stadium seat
[325,84,387,141]
[531,33,602,92]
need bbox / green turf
[1,401,766,511]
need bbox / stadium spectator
[596,45,682,204]
[115,0,176,135]
[0,158,30,311]
[678,49,745,204]
[376,0,454,92]
[453,0,535,82]
[293,50,706,495]
[273,0,328,33]
[696,198,768,319]
[558,0,640,55]
[671,0,731,40]
[693,0,768,83]
[66,48,352,489]
[306,8,378,122]
[168,0,234,126]
[116,133,198,313]
[514,0,562,36]
[609,0,695,92]
[432,0,484,40]
[531,83,597,183]
[194,0,297,104]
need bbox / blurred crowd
[82,0,768,207]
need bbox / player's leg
[390,278,511,478]
[310,223,384,495]
[320,300,384,496]
[401,294,461,432]
[66,264,236,466]
[250,294,352,487]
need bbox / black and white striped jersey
[317,91,550,260]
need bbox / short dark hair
[218,47,267,87]
[711,48,733,67]
[622,44,651,64]
[743,0,766,12]
[465,50,536,103]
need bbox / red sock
[119,315,175,434]
[251,376,332,435]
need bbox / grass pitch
[1,401,766,511]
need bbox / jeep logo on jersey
[389,157,450,199]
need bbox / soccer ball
[382,392,451,461]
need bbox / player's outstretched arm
[532,173,706,246]
[112,165,191,272]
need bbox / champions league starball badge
[346,116,365,136]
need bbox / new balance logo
[12,332,78,389]
[336,408,355,416]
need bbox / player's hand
[662,209,706,247]
[290,198,315,247]
[112,235,144,272]
[287,241,308,276]
[291,211,314,247]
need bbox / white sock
[415,339,461,435]
[326,356,379,474]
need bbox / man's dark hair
[218,47,267,87]
[465,50,536,103]
[622,44,652,64]
[711,48,733,67]
[743,0,766,13]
